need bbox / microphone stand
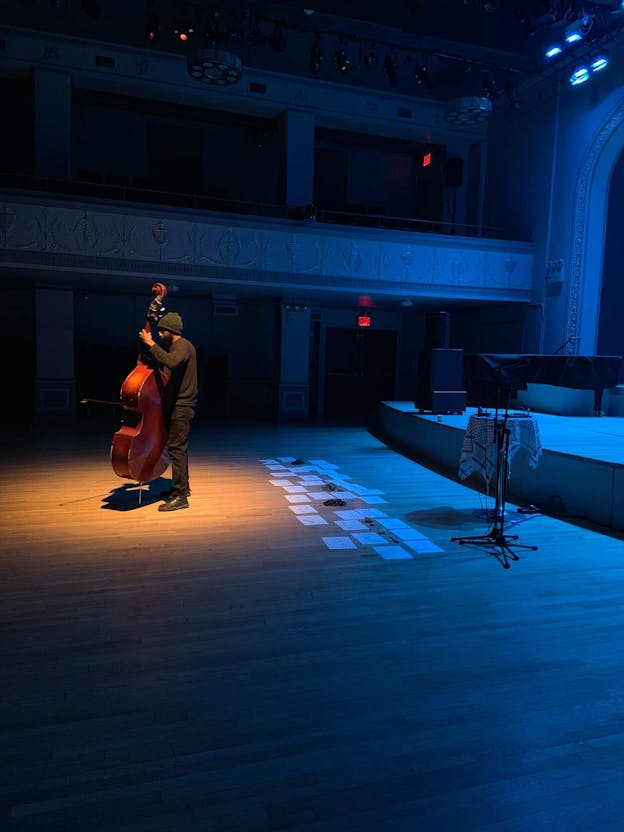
[452,388,538,569]
[552,336,580,355]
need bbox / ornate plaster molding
[0,196,533,302]
[567,96,624,351]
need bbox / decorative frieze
[0,196,533,301]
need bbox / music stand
[452,390,538,569]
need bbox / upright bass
[110,283,170,483]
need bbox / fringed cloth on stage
[458,413,542,486]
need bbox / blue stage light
[545,45,562,59]
[565,32,582,44]
[569,66,590,86]
[590,55,608,73]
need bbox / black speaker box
[431,348,463,389]
[415,348,467,413]
[446,157,464,189]
[424,311,450,350]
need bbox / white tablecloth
[458,413,542,483]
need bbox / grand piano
[464,354,623,413]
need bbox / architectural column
[34,69,72,178]
[35,288,75,422]
[282,110,315,209]
[279,304,311,420]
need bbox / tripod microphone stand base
[452,524,537,570]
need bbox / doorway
[324,327,397,420]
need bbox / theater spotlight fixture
[444,96,492,125]
[383,55,399,84]
[175,25,193,42]
[309,39,323,72]
[335,46,350,74]
[146,11,159,41]
[414,63,433,89]
[564,15,592,44]
[545,44,562,59]
[187,49,242,85]
[365,47,378,69]
[590,54,608,73]
[569,65,590,86]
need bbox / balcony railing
[0,171,532,243]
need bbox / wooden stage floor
[2,420,624,831]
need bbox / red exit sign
[423,152,432,167]
[357,314,372,328]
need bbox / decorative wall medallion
[201,228,257,268]
[504,255,517,275]
[152,220,167,251]
[73,213,98,251]
[219,228,242,266]
[426,249,441,281]
[0,206,15,246]
[400,247,414,280]
[297,241,323,273]
[343,241,362,274]
[19,211,61,252]
[452,252,468,282]
[285,234,298,269]
[187,224,200,264]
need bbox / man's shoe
[158,496,189,512]
[159,488,191,501]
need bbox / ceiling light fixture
[187,48,242,85]
[364,46,378,70]
[414,63,433,89]
[383,55,399,85]
[564,15,592,44]
[309,37,323,72]
[174,25,193,42]
[335,44,350,74]
[590,54,608,73]
[545,44,562,59]
[483,79,498,100]
[444,96,493,125]
[569,65,590,86]
[146,11,159,41]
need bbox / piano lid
[464,354,623,390]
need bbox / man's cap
[157,312,183,334]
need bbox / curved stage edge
[370,401,624,533]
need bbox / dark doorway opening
[324,327,397,420]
